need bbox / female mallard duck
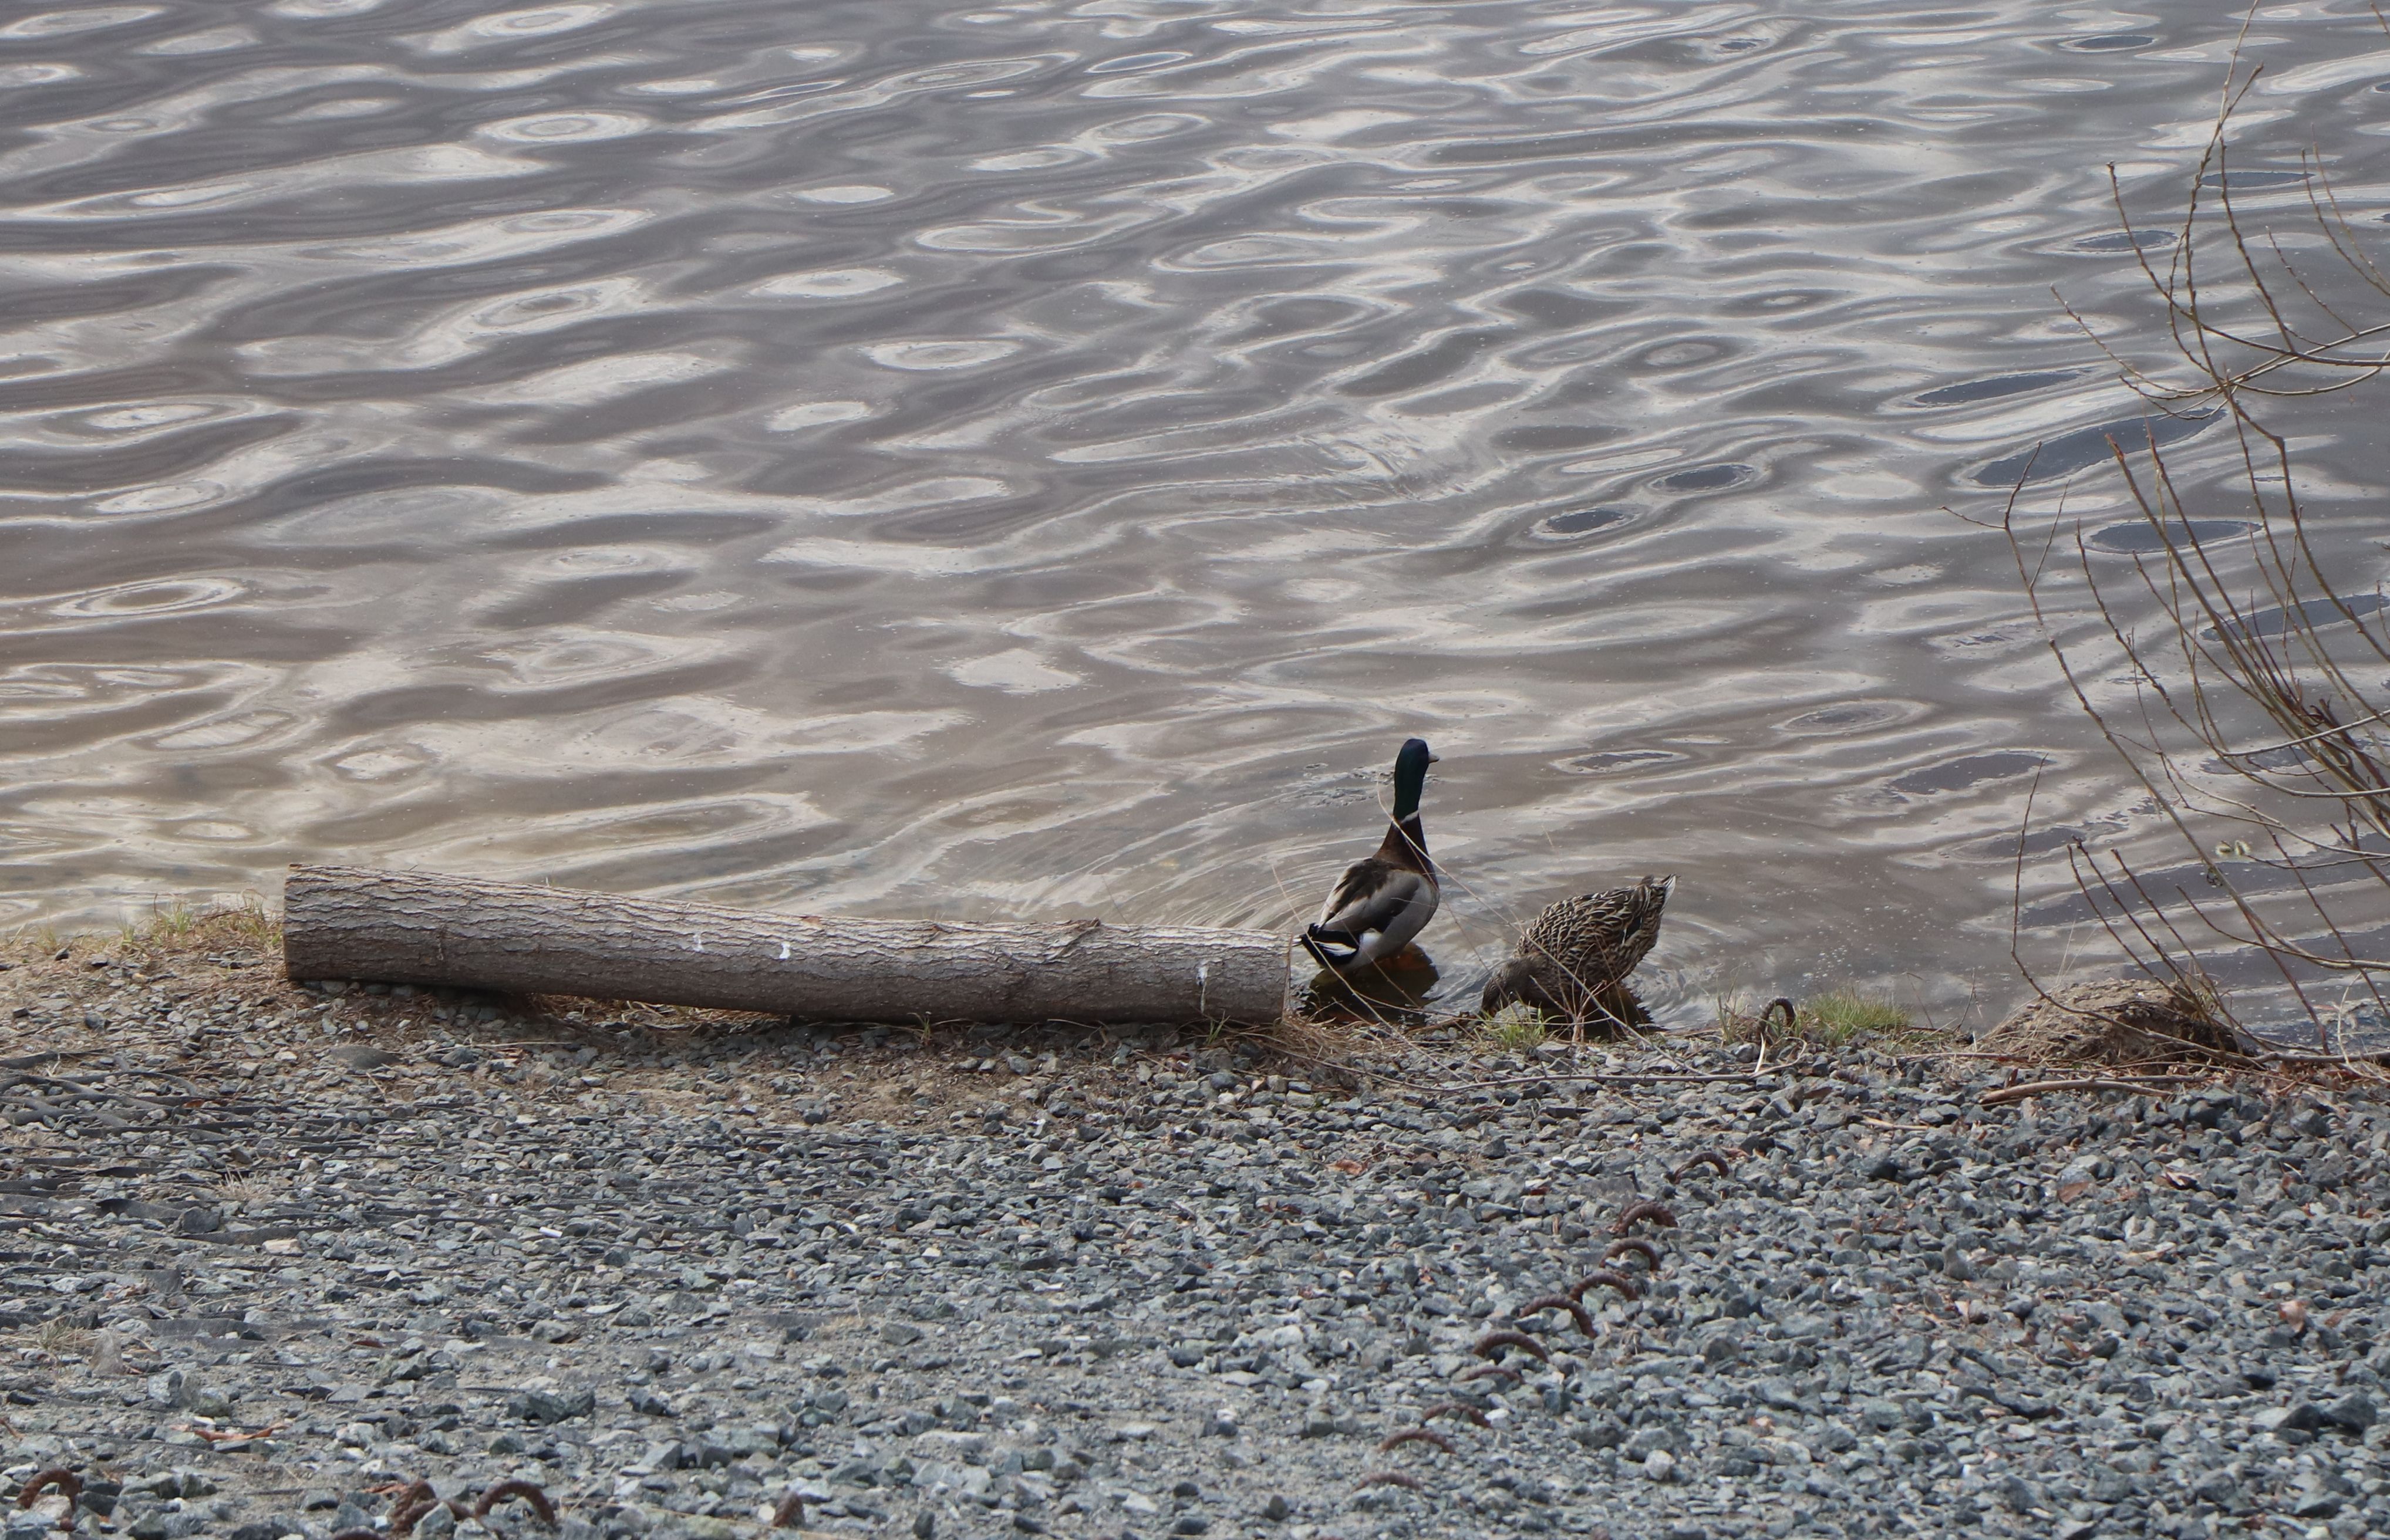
[1481,874,1675,1023]
[1300,738,1440,972]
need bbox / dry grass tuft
[1977,977,2243,1068]
[214,1171,281,1207]
[29,1318,93,1358]
[4,893,280,968]
[122,896,280,959]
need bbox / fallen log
[282,865,1289,1026]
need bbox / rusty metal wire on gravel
[14,1471,80,1508]
[1569,1268,1641,1302]
[386,1483,436,1519]
[1471,1328,1550,1363]
[1610,1200,1678,1235]
[1605,1236,1663,1270]
[1418,1401,1492,1429]
[390,1479,557,1536]
[1670,1149,1736,1181]
[473,1482,556,1525]
[15,1471,79,1534]
[1376,1428,1457,1455]
[1514,1294,1596,1336]
[389,1485,464,1538]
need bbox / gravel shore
[6,931,2390,1540]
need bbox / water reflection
[4,0,2388,1032]
[1972,410,2220,487]
[1300,952,1444,1024]
[2085,519,2256,555]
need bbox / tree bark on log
[282,865,1290,1026]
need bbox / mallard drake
[1481,874,1675,1022]
[1300,738,1440,972]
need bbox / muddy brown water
[6,0,2388,1031]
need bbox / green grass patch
[1719,987,1937,1049]
[1478,1004,1550,1053]
[1804,989,1911,1042]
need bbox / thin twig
[1980,1076,2202,1106]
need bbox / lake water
[8,0,2388,1030]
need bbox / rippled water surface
[10,0,2390,1025]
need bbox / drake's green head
[1391,737,1437,820]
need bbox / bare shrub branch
[1991,40,2390,1049]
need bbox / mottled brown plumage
[1481,874,1675,1023]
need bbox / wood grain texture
[282,864,1289,1026]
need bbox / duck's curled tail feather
[1300,926,1363,969]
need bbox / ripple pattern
[7,0,2390,1022]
